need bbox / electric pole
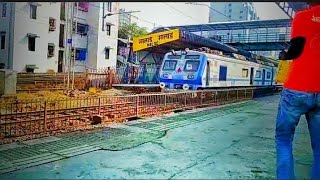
[71,2,78,90]
[64,2,74,91]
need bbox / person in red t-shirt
[276,2,320,180]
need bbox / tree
[118,23,149,40]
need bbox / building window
[228,15,231,18]
[59,24,65,47]
[72,48,86,61]
[240,16,243,19]
[28,37,36,51]
[242,68,249,77]
[1,34,5,49]
[76,49,86,61]
[73,23,88,36]
[49,17,56,31]
[106,24,111,36]
[2,3,7,17]
[229,9,232,13]
[107,2,112,12]
[30,4,37,19]
[240,10,243,13]
[47,43,55,57]
[60,2,65,20]
[228,3,232,6]
[105,48,110,59]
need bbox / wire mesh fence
[16,73,88,92]
[16,67,120,92]
[0,87,261,143]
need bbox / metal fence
[116,64,161,84]
[137,64,161,84]
[0,87,258,142]
[17,73,87,91]
[17,68,120,92]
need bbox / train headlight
[183,84,189,90]
[162,74,172,79]
[187,75,194,79]
[160,82,166,89]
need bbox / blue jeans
[276,88,320,180]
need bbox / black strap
[283,36,306,60]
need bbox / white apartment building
[0,2,119,73]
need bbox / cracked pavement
[0,95,313,179]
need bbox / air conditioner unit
[0,69,17,96]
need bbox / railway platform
[0,95,312,179]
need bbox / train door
[250,67,254,85]
[219,66,227,81]
[262,69,266,85]
[271,68,274,85]
[206,61,210,86]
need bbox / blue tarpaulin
[76,49,86,61]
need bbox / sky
[119,2,210,31]
[253,2,288,20]
[119,2,289,31]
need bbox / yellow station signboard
[133,29,180,52]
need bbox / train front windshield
[184,60,200,72]
[162,54,201,72]
[163,60,177,71]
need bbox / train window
[184,60,200,72]
[167,55,181,59]
[242,68,249,77]
[267,72,271,79]
[163,60,177,70]
[185,55,200,59]
[256,71,261,78]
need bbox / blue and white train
[159,50,278,90]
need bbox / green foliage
[118,23,149,40]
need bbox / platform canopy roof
[155,19,292,32]
[142,29,239,54]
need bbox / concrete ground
[0,95,313,179]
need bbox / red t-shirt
[284,5,320,93]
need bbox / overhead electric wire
[87,2,160,27]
